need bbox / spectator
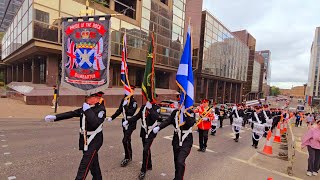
[301,120,320,176]
[295,113,301,127]
[306,114,315,127]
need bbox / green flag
[142,32,156,103]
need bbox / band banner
[61,16,111,93]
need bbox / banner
[61,16,111,93]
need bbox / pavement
[0,98,315,180]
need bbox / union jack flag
[121,33,132,97]
[65,38,78,69]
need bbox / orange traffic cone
[262,130,273,155]
[280,120,284,135]
[283,120,288,133]
[267,177,273,180]
[274,122,281,143]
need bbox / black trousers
[264,127,270,137]
[211,125,217,135]
[141,133,156,173]
[75,149,102,180]
[252,133,260,147]
[122,128,134,160]
[219,117,224,128]
[234,127,240,140]
[198,129,209,149]
[307,146,320,172]
[230,116,233,125]
[173,138,192,180]
[295,119,300,127]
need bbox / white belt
[144,121,158,139]
[175,127,193,146]
[79,123,103,151]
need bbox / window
[35,9,49,23]
[160,0,168,5]
[92,0,110,8]
[114,0,137,19]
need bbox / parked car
[158,100,179,120]
[296,105,305,112]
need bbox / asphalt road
[0,113,301,180]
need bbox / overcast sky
[203,0,319,89]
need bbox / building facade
[232,30,264,101]
[280,86,305,98]
[257,50,271,97]
[0,0,187,106]
[196,11,249,104]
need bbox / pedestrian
[251,106,265,149]
[306,114,315,127]
[44,92,106,180]
[194,99,214,152]
[107,85,138,167]
[127,101,160,180]
[301,119,320,176]
[295,113,301,127]
[219,105,226,128]
[152,108,195,180]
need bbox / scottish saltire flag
[121,33,132,96]
[176,25,194,126]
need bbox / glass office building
[1,0,186,105]
[196,10,249,103]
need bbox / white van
[297,105,305,112]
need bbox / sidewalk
[0,98,118,119]
[291,122,318,180]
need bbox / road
[0,112,304,180]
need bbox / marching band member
[127,101,160,180]
[219,105,226,128]
[44,92,106,180]
[194,99,214,152]
[152,108,196,180]
[107,85,138,167]
[211,103,219,136]
[231,104,245,142]
[251,106,265,149]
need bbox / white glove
[153,126,160,134]
[202,117,209,121]
[214,115,219,120]
[107,117,113,122]
[146,101,152,109]
[45,115,56,122]
[122,120,128,127]
[123,100,128,106]
[82,103,90,111]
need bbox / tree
[270,86,280,96]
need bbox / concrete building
[196,11,249,104]
[280,86,305,98]
[232,30,264,101]
[0,0,187,106]
[257,50,271,97]
[307,27,320,105]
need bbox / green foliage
[270,86,280,96]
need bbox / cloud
[203,0,320,89]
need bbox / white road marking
[8,176,16,180]
[163,135,217,153]
[4,152,10,155]
[229,156,303,180]
[1,139,7,142]
[0,135,5,137]
[2,145,8,147]
[5,162,12,166]
[109,146,114,148]
[139,161,142,164]
[160,173,167,176]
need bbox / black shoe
[138,172,146,180]
[120,159,131,167]
[211,133,215,136]
[201,148,206,152]
[197,148,203,152]
[234,139,238,142]
[252,144,254,147]
[254,145,258,149]
[147,166,152,170]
